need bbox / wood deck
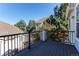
[16,40,79,56]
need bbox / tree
[14,19,26,31]
[26,20,37,32]
[52,3,68,31]
[54,5,59,19]
[45,18,50,24]
[58,3,68,20]
[28,20,36,29]
[43,4,68,30]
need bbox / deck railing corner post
[28,31,31,49]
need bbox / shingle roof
[0,21,24,36]
[36,17,48,24]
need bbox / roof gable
[0,21,24,36]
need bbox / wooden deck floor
[16,40,79,56]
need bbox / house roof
[36,17,48,24]
[0,21,24,36]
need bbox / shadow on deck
[16,40,79,56]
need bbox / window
[76,5,79,21]
[76,5,79,38]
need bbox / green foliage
[54,3,68,20]
[39,25,56,31]
[45,18,50,24]
[25,20,37,33]
[14,19,26,31]
[54,6,59,19]
[46,3,68,42]
[55,18,68,31]
[59,3,68,20]
[47,3,68,31]
[33,32,40,42]
[49,15,57,25]
[14,3,68,42]
[28,20,36,30]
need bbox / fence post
[28,31,31,49]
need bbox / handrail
[0,30,75,56]
[0,32,28,37]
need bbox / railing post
[28,31,31,49]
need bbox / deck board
[16,40,79,56]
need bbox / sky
[0,3,60,25]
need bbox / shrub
[32,32,40,42]
[46,30,68,42]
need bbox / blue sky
[0,3,60,25]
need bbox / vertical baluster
[14,35,16,55]
[21,34,23,50]
[67,31,68,43]
[17,35,18,52]
[71,32,73,44]
[21,35,22,50]
[68,31,70,55]
[19,35,22,50]
[8,36,9,56]
[12,35,15,55]
[22,34,24,49]
[71,31,72,44]
[70,31,71,44]
[74,31,76,44]
[4,37,5,56]
[69,31,71,55]
[10,36,13,56]
[69,31,70,43]
[0,44,1,56]
[65,31,68,55]
[18,35,20,50]
[72,31,74,44]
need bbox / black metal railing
[0,30,75,56]
[0,32,28,56]
[46,30,75,44]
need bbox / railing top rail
[31,30,42,33]
[0,30,75,37]
[0,30,42,37]
[45,30,75,32]
[0,32,28,37]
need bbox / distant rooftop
[36,17,48,24]
[0,21,24,36]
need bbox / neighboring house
[36,17,54,30]
[36,17,48,27]
[0,21,28,55]
[66,3,79,52]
